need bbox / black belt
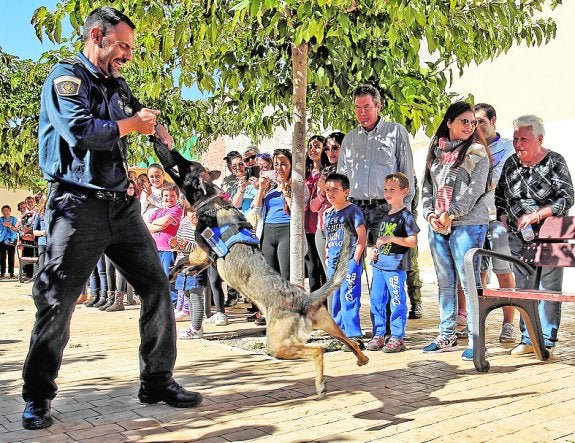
[350,198,386,207]
[53,182,127,201]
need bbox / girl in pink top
[146,183,182,278]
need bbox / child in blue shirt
[366,173,419,353]
[324,173,367,350]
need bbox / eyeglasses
[459,118,477,127]
[244,155,256,162]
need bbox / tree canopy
[0,0,562,191]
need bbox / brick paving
[1,270,575,442]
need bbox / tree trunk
[289,41,308,286]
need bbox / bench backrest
[521,216,575,268]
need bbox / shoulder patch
[53,75,82,96]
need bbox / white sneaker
[178,327,204,339]
[214,312,229,326]
[204,314,216,323]
[499,323,515,343]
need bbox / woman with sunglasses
[421,101,491,360]
[304,136,329,291]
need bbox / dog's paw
[356,355,369,366]
[315,380,326,399]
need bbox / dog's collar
[194,194,221,214]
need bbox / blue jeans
[88,255,107,294]
[22,183,176,401]
[429,224,487,342]
[328,259,363,338]
[370,269,407,338]
[508,231,562,347]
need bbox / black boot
[84,292,100,307]
[138,379,203,408]
[22,399,53,430]
[92,291,108,309]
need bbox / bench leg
[473,298,491,372]
[516,301,549,361]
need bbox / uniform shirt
[337,118,414,207]
[495,151,574,231]
[325,203,365,268]
[38,52,142,191]
[371,207,419,271]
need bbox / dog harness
[200,224,259,258]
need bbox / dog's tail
[306,218,356,309]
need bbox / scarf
[434,138,464,213]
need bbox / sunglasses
[459,118,478,127]
[244,154,256,162]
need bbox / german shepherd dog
[154,142,369,397]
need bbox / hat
[223,150,241,162]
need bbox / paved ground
[1,270,575,443]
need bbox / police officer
[22,7,202,431]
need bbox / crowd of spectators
[3,86,572,363]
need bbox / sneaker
[174,311,189,322]
[214,312,229,326]
[325,340,343,352]
[455,315,468,338]
[342,337,365,352]
[365,336,386,351]
[510,342,534,356]
[422,335,458,353]
[178,327,204,340]
[510,343,554,356]
[254,316,266,326]
[461,347,490,361]
[205,312,227,325]
[383,337,406,353]
[499,323,515,343]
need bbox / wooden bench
[463,216,575,372]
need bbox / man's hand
[135,108,160,135]
[118,108,160,137]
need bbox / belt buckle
[95,190,115,200]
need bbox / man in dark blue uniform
[22,7,202,430]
